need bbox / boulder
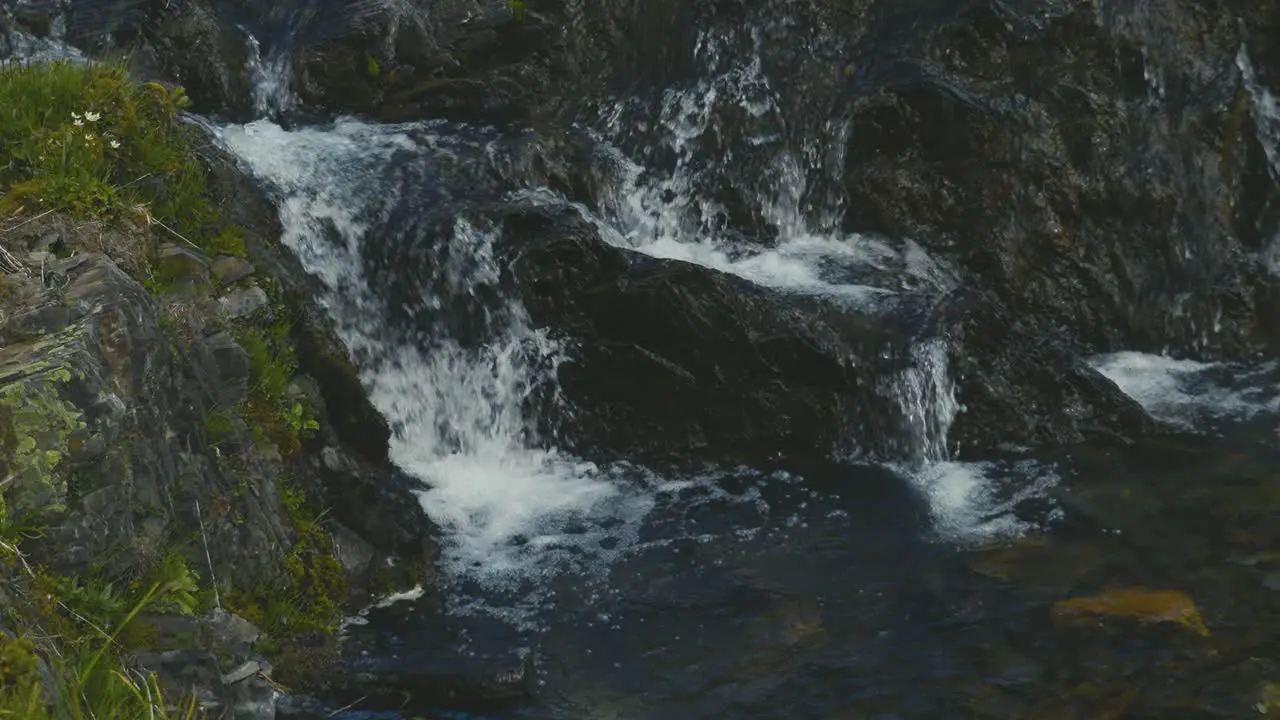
[370,203,1157,464]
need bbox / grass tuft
[0,60,243,258]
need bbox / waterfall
[212,22,1063,617]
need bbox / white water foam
[909,461,1063,543]
[1091,351,1280,428]
[589,27,955,306]
[214,120,640,602]
[880,340,1062,542]
[583,26,1049,542]
[212,118,783,625]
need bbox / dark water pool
[328,421,1280,720]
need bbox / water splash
[589,26,954,305]
[1091,351,1280,428]
[887,339,957,466]
[244,31,295,118]
[212,118,775,625]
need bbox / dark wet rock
[288,0,565,124]
[932,291,1162,454]
[414,204,1158,463]
[74,0,254,119]
[839,1,1280,360]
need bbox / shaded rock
[839,1,1280,359]
[205,331,252,407]
[203,609,263,662]
[157,242,214,295]
[0,252,290,584]
[222,659,262,685]
[327,520,377,586]
[379,203,1156,463]
[134,649,275,720]
[289,0,563,124]
[212,255,256,285]
[134,650,224,710]
[220,284,270,319]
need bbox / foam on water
[877,340,1062,542]
[909,461,1063,543]
[585,25,1055,542]
[1091,351,1280,428]
[589,28,955,306]
[212,119,709,622]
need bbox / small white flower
[84,111,101,122]
[109,139,120,149]
[84,133,93,141]
[73,118,83,127]
[71,111,81,120]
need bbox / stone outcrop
[0,205,436,713]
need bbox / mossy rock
[0,359,86,521]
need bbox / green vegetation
[0,60,244,258]
[229,482,346,646]
[0,544,205,719]
[236,322,320,455]
[1,57,347,709]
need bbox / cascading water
[10,1,1280,715]
[216,19,1064,621]
[243,32,295,119]
[579,25,1059,543]
[1238,46,1280,274]
[213,118,705,623]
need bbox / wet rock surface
[374,203,1158,464]
[5,0,1280,718]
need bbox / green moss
[228,482,346,648]
[0,61,238,262]
[201,408,237,445]
[235,323,319,455]
[0,361,87,521]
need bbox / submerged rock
[1051,587,1211,637]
